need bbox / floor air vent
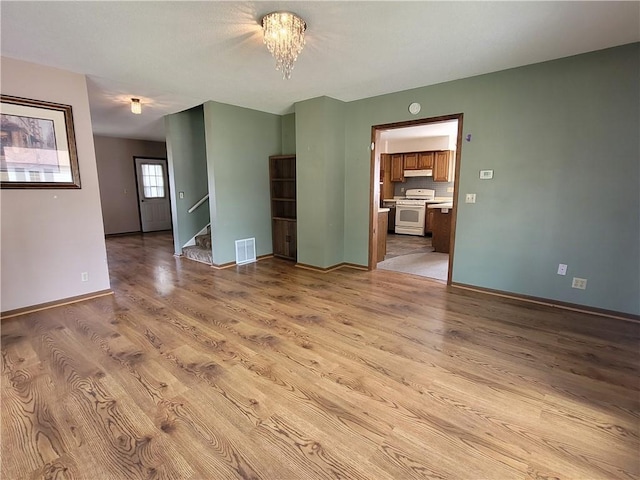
[235,238,256,265]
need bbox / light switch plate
[480,169,494,179]
[572,277,587,290]
[465,193,476,203]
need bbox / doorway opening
[133,156,173,233]
[368,113,463,284]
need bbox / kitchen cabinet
[434,150,454,182]
[391,154,404,182]
[418,151,434,169]
[431,207,452,253]
[269,155,297,260]
[387,205,396,232]
[380,154,394,200]
[403,152,418,170]
[425,207,435,234]
[377,210,388,262]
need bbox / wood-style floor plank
[2,232,639,479]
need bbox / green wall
[281,113,296,155]
[203,101,282,265]
[165,106,209,255]
[338,43,639,315]
[295,96,346,268]
[167,44,638,316]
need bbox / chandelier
[262,11,306,79]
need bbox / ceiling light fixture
[262,11,306,79]
[130,98,142,114]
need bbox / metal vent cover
[235,238,256,265]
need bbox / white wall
[383,135,450,153]
[1,57,111,312]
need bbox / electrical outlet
[400,187,405,193]
[557,264,567,275]
[81,272,89,282]
[465,193,476,203]
[572,277,587,290]
[179,191,184,199]
[447,187,454,193]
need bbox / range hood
[403,169,432,177]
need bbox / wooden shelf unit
[269,155,297,260]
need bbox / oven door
[395,205,426,235]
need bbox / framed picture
[1,95,81,189]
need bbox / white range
[395,189,435,236]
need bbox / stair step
[182,245,212,265]
[195,233,211,249]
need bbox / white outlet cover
[557,264,567,275]
[465,193,476,203]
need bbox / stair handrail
[187,193,209,214]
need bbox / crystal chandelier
[262,11,306,79]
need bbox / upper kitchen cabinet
[418,151,434,169]
[391,154,404,182]
[403,152,418,170]
[434,150,455,182]
[380,154,394,200]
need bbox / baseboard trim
[105,231,142,237]
[295,262,369,273]
[211,261,235,270]
[211,254,273,270]
[1,289,114,321]
[451,282,640,323]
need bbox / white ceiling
[1,1,638,142]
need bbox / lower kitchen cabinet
[425,207,435,234]
[431,208,452,253]
[272,219,297,260]
[377,210,388,262]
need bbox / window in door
[141,163,165,198]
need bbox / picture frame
[1,94,81,189]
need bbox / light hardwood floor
[2,232,638,479]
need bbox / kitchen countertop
[378,207,390,213]
[383,196,454,203]
[428,202,453,209]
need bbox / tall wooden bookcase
[269,155,297,260]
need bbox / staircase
[182,227,212,265]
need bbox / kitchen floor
[378,232,449,281]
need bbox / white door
[134,157,172,232]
